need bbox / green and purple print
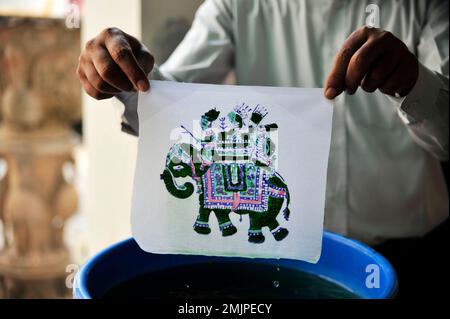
[160,105,291,244]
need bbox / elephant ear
[178,143,190,154]
[179,143,202,164]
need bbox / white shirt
[118,0,449,245]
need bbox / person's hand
[76,27,154,100]
[324,26,419,100]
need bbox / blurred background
[0,0,203,298]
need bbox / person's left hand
[324,26,419,100]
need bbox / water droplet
[276,265,280,272]
[185,284,190,289]
[273,280,280,288]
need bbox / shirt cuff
[397,62,444,125]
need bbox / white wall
[82,0,142,253]
[0,0,69,18]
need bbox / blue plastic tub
[74,231,397,299]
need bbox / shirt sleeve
[394,0,449,161]
[117,0,235,136]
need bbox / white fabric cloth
[132,81,333,262]
[118,0,449,245]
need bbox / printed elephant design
[160,142,291,244]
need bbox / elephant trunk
[160,168,194,199]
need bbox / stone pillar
[0,17,81,298]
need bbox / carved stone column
[0,17,81,298]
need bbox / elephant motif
[160,105,291,244]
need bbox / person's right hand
[76,27,154,100]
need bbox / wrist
[399,62,443,122]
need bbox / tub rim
[74,231,398,299]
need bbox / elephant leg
[193,207,212,235]
[266,198,289,241]
[248,211,265,244]
[269,221,289,241]
[214,209,237,237]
